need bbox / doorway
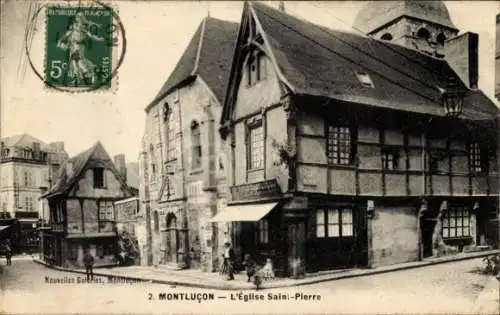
[166,213,178,263]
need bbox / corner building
[216,2,499,277]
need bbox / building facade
[138,17,238,271]
[0,134,67,218]
[0,134,68,252]
[40,142,134,268]
[216,2,499,278]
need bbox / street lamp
[441,85,465,118]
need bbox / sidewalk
[471,276,500,314]
[33,249,499,290]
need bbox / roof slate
[248,2,498,120]
[146,17,238,111]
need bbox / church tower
[354,1,479,89]
[353,1,459,58]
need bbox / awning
[209,202,278,222]
[0,225,9,232]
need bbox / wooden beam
[404,132,410,195]
[380,129,386,196]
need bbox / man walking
[222,242,235,280]
[83,249,94,280]
[4,242,12,266]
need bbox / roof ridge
[191,17,208,75]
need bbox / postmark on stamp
[26,0,126,92]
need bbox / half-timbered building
[40,142,134,268]
[215,2,499,277]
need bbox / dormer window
[381,33,393,41]
[355,71,375,88]
[417,28,430,40]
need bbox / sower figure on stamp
[83,249,95,280]
[57,12,104,85]
[222,242,235,280]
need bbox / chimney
[443,32,479,89]
[114,154,127,183]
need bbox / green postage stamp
[43,2,123,92]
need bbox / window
[153,211,159,232]
[442,205,470,238]
[151,163,157,179]
[248,122,264,169]
[316,208,353,238]
[417,28,430,40]
[167,111,176,160]
[327,125,352,165]
[381,33,393,41]
[99,201,114,220]
[469,142,488,173]
[93,168,104,188]
[165,176,175,199]
[247,50,265,86]
[24,171,31,186]
[255,219,269,244]
[436,33,447,45]
[382,149,399,170]
[191,121,202,169]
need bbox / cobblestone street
[1,258,497,314]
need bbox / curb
[33,250,499,291]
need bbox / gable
[221,2,291,125]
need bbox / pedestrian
[222,242,235,280]
[242,253,257,282]
[4,242,12,266]
[83,249,94,280]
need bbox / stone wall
[371,205,419,267]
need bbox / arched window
[381,33,393,41]
[191,120,202,169]
[436,33,447,45]
[417,28,430,40]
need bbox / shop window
[327,125,353,165]
[442,205,470,238]
[191,120,202,169]
[93,168,104,188]
[316,208,353,238]
[255,219,269,244]
[247,121,264,170]
[104,243,114,256]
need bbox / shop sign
[230,179,281,201]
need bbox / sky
[1,0,499,164]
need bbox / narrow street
[1,257,497,314]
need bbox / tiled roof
[42,142,132,199]
[145,17,238,111]
[245,2,498,120]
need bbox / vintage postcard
[1,0,499,314]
